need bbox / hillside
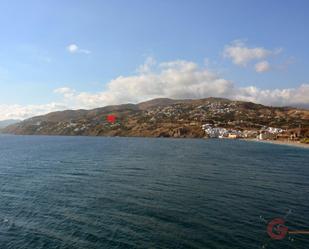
[2,97,309,138]
[0,119,20,129]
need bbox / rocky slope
[2,98,309,138]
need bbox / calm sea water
[0,135,308,249]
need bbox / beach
[244,138,309,149]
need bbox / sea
[0,135,308,249]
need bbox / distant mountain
[2,98,309,138]
[0,119,20,129]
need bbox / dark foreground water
[0,136,308,249]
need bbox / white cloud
[67,44,78,53]
[66,44,91,54]
[54,59,234,109]
[1,58,308,121]
[137,57,156,74]
[255,61,271,73]
[223,40,281,66]
[54,58,309,109]
[0,103,67,121]
[54,87,76,98]
[235,84,309,106]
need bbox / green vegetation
[300,138,309,144]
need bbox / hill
[0,119,20,129]
[2,97,309,138]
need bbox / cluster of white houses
[202,124,286,140]
[202,124,243,139]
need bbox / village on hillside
[201,123,309,143]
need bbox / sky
[0,0,309,120]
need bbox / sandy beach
[244,139,309,149]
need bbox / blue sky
[0,0,308,119]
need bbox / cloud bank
[0,58,308,120]
[54,58,309,108]
[0,103,67,120]
[59,59,233,108]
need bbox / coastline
[1,133,309,149]
[243,138,309,149]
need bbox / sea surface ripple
[0,135,308,249]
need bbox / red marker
[107,114,116,123]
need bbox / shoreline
[1,133,309,149]
[243,138,309,149]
